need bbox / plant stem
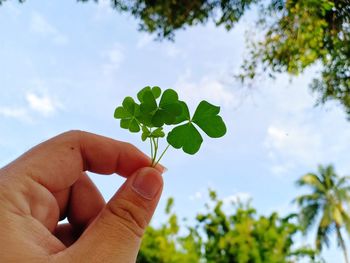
[151,137,158,166]
[150,137,153,163]
[153,144,170,167]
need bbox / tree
[295,164,350,263]
[240,0,350,117]
[138,192,321,263]
[137,197,202,263]
[2,0,349,116]
[85,0,349,117]
[195,190,319,263]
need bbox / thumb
[65,167,163,263]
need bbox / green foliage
[239,0,350,116]
[114,86,226,166]
[98,0,348,118]
[77,0,259,40]
[5,0,350,116]
[138,192,322,263]
[137,198,202,263]
[295,164,350,263]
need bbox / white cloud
[30,12,69,45]
[163,44,184,58]
[260,70,350,176]
[94,0,113,20]
[26,92,61,116]
[0,107,31,122]
[136,34,153,49]
[223,192,252,205]
[174,71,236,109]
[189,191,203,201]
[264,124,323,174]
[102,43,124,75]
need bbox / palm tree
[294,164,350,263]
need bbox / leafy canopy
[5,0,350,116]
[138,191,322,263]
[77,0,348,118]
[114,86,226,165]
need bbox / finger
[54,223,80,247]
[67,172,105,228]
[60,167,163,263]
[5,130,155,192]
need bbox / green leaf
[137,86,151,103]
[167,123,203,154]
[129,119,140,132]
[114,97,141,133]
[192,101,226,138]
[120,118,140,133]
[150,127,165,138]
[152,110,165,127]
[140,90,158,114]
[122,97,137,114]
[137,86,162,102]
[141,126,150,141]
[152,86,161,99]
[159,89,179,107]
[138,112,153,127]
[114,106,132,119]
[174,101,190,124]
[120,119,131,129]
[151,89,183,126]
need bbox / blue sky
[0,0,349,261]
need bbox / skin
[0,130,164,262]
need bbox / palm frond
[336,176,350,188]
[293,193,322,206]
[299,203,320,234]
[296,173,326,193]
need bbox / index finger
[3,130,154,192]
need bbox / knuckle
[122,141,138,152]
[104,198,149,238]
[61,130,84,140]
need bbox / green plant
[114,86,227,167]
[294,165,350,263]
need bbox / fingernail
[154,163,168,173]
[132,169,162,200]
[155,164,168,173]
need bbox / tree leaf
[167,123,203,154]
[192,100,226,138]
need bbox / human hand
[0,131,164,262]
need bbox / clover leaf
[114,86,227,166]
[167,123,203,154]
[192,101,227,138]
[166,100,226,154]
[152,89,182,127]
[139,88,182,127]
[114,97,141,132]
